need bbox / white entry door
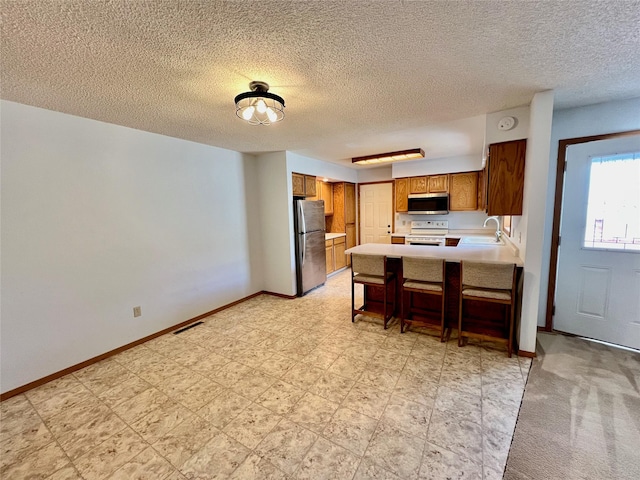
[359,183,393,244]
[554,135,640,349]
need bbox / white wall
[0,101,263,393]
[537,97,640,328]
[485,106,531,145]
[287,152,358,184]
[517,91,555,352]
[357,166,393,183]
[256,151,297,296]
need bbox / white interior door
[554,135,640,349]
[359,183,393,244]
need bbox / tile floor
[1,269,531,480]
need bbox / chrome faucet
[483,216,502,242]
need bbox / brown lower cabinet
[326,236,347,274]
[325,240,334,274]
[334,238,346,270]
[359,258,523,350]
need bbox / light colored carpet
[504,332,640,480]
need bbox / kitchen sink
[460,236,504,245]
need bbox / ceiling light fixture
[234,81,285,125]
[352,148,425,165]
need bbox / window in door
[583,152,640,251]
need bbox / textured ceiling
[2,1,640,167]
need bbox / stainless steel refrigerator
[294,199,327,296]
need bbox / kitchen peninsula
[346,241,523,266]
[346,240,524,353]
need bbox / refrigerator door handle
[300,202,307,235]
[297,201,307,266]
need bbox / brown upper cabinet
[409,176,428,194]
[292,173,317,197]
[449,172,478,211]
[292,173,305,196]
[409,174,449,194]
[428,174,449,193]
[313,180,333,215]
[485,139,526,216]
[320,181,334,215]
[305,175,317,197]
[395,178,408,212]
[397,173,475,213]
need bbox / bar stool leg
[400,287,405,333]
[508,303,514,358]
[458,293,464,347]
[439,290,446,342]
[351,275,355,323]
[383,282,388,330]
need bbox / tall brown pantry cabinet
[328,182,356,266]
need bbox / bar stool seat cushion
[403,280,443,292]
[354,272,393,285]
[462,287,511,301]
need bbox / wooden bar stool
[400,256,447,341]
[351,254,396,329]
[458,261,517,357]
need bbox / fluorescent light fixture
[352,148,425,165]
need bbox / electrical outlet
[518,232,522,244]
[133,306,141,317]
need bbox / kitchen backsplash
[395,211,491,233]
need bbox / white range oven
[406,220,449,246]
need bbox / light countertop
[345,242,523,266]
[326,232,346,240]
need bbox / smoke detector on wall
[497,116,517,131]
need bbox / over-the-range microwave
[407,193,449,215]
